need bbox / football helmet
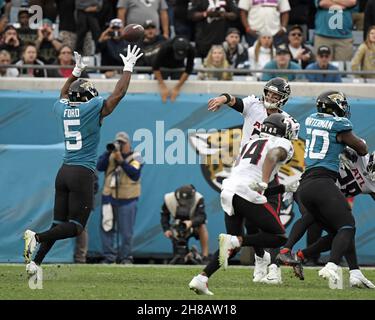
[262,77,291,109]
[68,79,98,105]
[261,113,297,140]
[316,90,351,118]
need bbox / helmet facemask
[263,87,289,110]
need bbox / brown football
[122,24,144,42]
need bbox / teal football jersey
[304,113,353,173]
[53,96,104,171]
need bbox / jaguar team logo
[189,126,305,227]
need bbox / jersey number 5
[63,119,82,151]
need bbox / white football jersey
[240,95,297,148]
[338,153,375,197]
[221,135,294,215]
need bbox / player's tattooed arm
[262,147,287,184]
[337,131,368,156]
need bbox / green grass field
[0,264,375,300]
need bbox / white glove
[284,180,300,193]
[365,151,375,181]
[249,181,268,193]
[119,45,144,73]
[339,148,357,169]
[72,51,87,77]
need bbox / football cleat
[319,262,343,289]
[253,251,271,282]
[218,234,237,270]
[349,270,375,289]
[276,249,300,266]
[24,230,38,264]
[26,261,41,277]
[292,250,305,280]
[189,275,214,295]
[260,264,282,284]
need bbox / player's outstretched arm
[208,94,244,113]
[60,51,86,99]
[101,45,143,119]
[337,131,368,156]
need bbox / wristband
[220,93,231,104]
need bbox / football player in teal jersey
[282,91,368,289]
[23,46,143,278]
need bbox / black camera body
[106,141,121,152]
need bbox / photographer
[160,184,209,264]
[97,131,143,264]
[0,25,21,63]
[98,18,128,78]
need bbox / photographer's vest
[164,191,203,219]
[102,152,141,199]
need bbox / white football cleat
[319,262,343,289]
[26,261,41,276]
[260,264,282,284]
[24,230,37,264]
[189,275,214,295]
[218,234,238,270]
[349,270,375,289]
[253,251,271,282]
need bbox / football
[122,23,144,42]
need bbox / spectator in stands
[0,49,18,76]
[136,20,166,68]
[56,0,76,50]
[153,36,195,102]
[188,0,238,58]
[248,32,275,80]
[261,43,302,81]
[352,0,367,31]
[15,42,47,77]
[117,0,169,40]
[288,0,312,39]
[0,14,8,35]
[171,0,194,40]
[314,0,357,61]
[35,19,62,64]
[351,25,375,79]
[75,0,102,54]
[16,6,37,44]
[28,0,57,22]
[98,18,128,79]
[97,0,117,31]
[0,25,21,62]
[97,132,144,265]
[161,184,209,264]
[239,0,290,46]
[287,24,314,69]
[365,0,375,39]
[48,45,89,78]
[222,27,249,69]
[305,45,342,82]
[198,44,233,80]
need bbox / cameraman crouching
[97,131,143,264]
[161,185,209,263]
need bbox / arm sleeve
[191,198,207,227]
[161,203,171,231]
[96,152,110,171]
[120,160,142,181]
[228,97,244,113]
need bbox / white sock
[230,236,240,248]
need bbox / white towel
[102,203,114,232]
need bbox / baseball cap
[176,185,195,200]
[42,18,53,26]
[226,27,240,37]
[276,44,290,55]
[172,37,190,60]
[288,25,303,34]
[317,45,331,56]
[115,131,130,144]
[110,18,123,29]
[143,20,156,29]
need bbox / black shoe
[276,250,300,266]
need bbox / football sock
[329,228,355,265]
[284,214,314,249]
[302,234,334,259]
[241,232,286,248]
[37,222,81,243]
[344,239,359,270]
[34,223,57,265]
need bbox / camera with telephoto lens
[106,141,121,152]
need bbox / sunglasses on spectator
[290,32,302,37]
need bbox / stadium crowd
[0,0,374,84]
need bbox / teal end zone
[1,91,375,263]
